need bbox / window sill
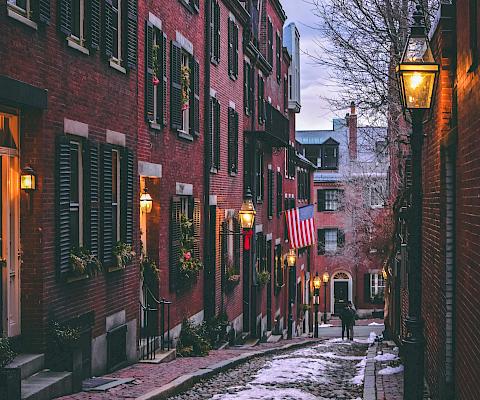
[210,167,218,174]
[109,59,127,74]
[66,273,90,283]
[211,57,219,66]
[178,130,194,141]
[7,7,37,30]
[67,38,90,55]
[229,73,238,81]
[107,265,125,273]
[229,171,237,177]
[149,121,162,131]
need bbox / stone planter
[0,367,21,400]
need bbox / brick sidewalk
[56,338,315,400]
[375,341,403,400]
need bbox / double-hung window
[318,189,343,211]
[70,0,85,45]
[324,229,337,253]
[111,0,122,61]
[258,75,265,124]
[210,0,220,63]
[244,61,253,115]
[228,18,239,79]
[256,150,264,201]
[318,228,345,255]
[181,52,190,133]
[320,143,339,169]
[370,273,385,301]
[7,0,30,17]
[228,107,239,174]
[70,141,83,249]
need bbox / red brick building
[297,104,389,319]
[0,0,140,379]
[386,2,480,398]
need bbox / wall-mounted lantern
[21,166,36,191]
[140,187,153,214]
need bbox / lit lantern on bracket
[286,248,296,268]
[396,5,439,111]
[140,187,153,214]
[21,166,36,191]
[239,188,256,250]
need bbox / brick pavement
[374,341,403,400]
[56,338,315,400]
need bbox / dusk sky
[282,0,343,131]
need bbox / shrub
[176,319,211,357]
[204,313,229,347]
[0,338,16,368]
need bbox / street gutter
[135,340,317,400]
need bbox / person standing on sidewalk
[340,304,350,340]
[346,301,357,340]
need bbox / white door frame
[330,271,353,314]
[0,148,20,336]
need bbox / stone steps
[6,354,45,380]
[21,370,72,400]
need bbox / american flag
[285,205,316,249]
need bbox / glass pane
[325,229,337,252]
[71,0,80,37]
[8,0,27,11]
[70,145,79,203]
[0,115,18,150]
[70,208,80,249]
[402,71,436,109]
[111,4,118,58]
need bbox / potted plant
[256,270,271,287]
[48,322,83,391]
[113,242,136,270]
[225,260,240,292]
[178,214,203,288]
[0,338,20,400]
[70,247,102,279]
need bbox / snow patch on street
[368,322,384,326]
[325,338,352,345]
[378,365,404,375]
[212,386,317,400]
[351,357,367,385]
[354,331,377,344]
[320,351,364,361]
[319,324,333,328]
[374,353,398,362]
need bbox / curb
[135,340,316,400]
[363,342,378,400]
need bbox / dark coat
[340,306,356,325]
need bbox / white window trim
[370,273,385,297]
[7,4,37,29]
[70,141,84,247]
[68,0,86,46]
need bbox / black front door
[334,281,349,315]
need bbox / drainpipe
[203,0,214,320]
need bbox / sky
[282,0,343,131]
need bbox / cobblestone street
[170,338,372,400]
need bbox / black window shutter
[228,19,233,76]
[276,33,281,82]
[221,221,228,288]
[121,148,134,245]
[191,0,199,13]
[214,100,221,169]
[233,24,239,77]
[145,22,155,122]
[243,141,251,193]
[104,0,114,58]
[85,141,100,259]
[193,198,201,259]
[161,32,167,126]
[233,218,241,274]
[210,1,215,60]
[190,58,200,136]
[364,273,371,302]
[267,20,273,65]
[208,99,214,169]
[318,189,325,211]
[101,144,114,266]
[170,41,182,130]
[56,136,71,277]
[318,229,325,255]
[249,66,254,114]
[37,0,50,24]
[268,169,273,218]
[276,171,282,216]
[338,229,345,249]
[170,197,182,291]
[125,0,137,68]
[243,61,249,114]
[87,0,101,50]
[58,0,71,35]
[228,108,234,173]
[284,77,288,112]
[215,2,220,61]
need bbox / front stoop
[139,349,176,364]
[7,354,72,400]
[21,371,72,400]
[266,334,282,343]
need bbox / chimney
[348,101,357,160]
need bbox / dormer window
[319,139,339,169]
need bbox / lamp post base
[314,304,319,338]
[402,317,424,400]
[287,310,293,339]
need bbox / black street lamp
[396,5,439,400]
[286,249,296,339]
[313,273,321,338]
[322,272,330,324]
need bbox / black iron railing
[139,284,171,360]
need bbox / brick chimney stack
[348,101,357,160]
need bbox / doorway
[331,271,352,316]
[0,111,20,337]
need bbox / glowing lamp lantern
[396,5,439,110]
[21,167,36,191]
[313,273,322,290]
[140,188,153,214]
[239,188,256,230]
[286,248,296,268]
[322,271,330,284]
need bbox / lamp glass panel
[21,174,35,190]
[401,71,436,109]
[404,36,434,63]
